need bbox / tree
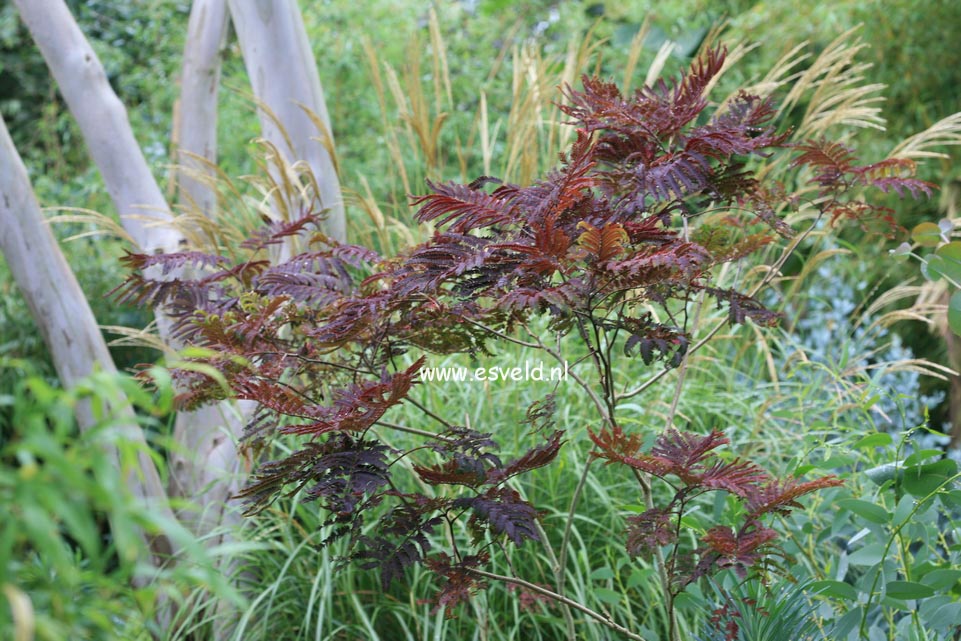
[0,0,345,634]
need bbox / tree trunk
[170,0,251,561]
[13,0,182,255]
[175,0,230,223]
[228,0,346,243]
[0,113,175,565]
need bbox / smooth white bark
[13,0,182,255]
[0,114,176,561]
[228,0,346,242]
[171,0,248,544]
[176,0,229,221]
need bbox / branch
[468,568,650,641]
[617,207,826,403]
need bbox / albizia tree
[114,47,934,640]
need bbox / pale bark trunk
[228,0,346,242]
[176,0,229,222]
[170,0,249,550]
[0,114,176,564]
[13,0,182,255]
[172,6,256,638]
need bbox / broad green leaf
[893,495,914,524]
[848,543,887,566]
[920,569,961,591]
[837,498,890,524]
[819,453,856,469]
[809,579,858,600]
[594,587,622,605]
[886,580,935,600]
[903,459,957,497]
[865,462,899,485]
[925,602,961,629]
[833,606,863,638]
[928,242,961,284]
[949,291,961,337]
[923,254,947,281]
[854,432,893,449]
[940,489,961,508]
[590,567,615,581]
[890,241,912,261]
[913,222,942,247]
[627,568,653,589]
[904,449,946,465]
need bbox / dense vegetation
[3,1,961,640]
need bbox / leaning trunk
[228,0,346,243]
[175,0,229,224]
[0,113,176,569]
[13,0,182,255]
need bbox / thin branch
[632,467,676,640]
[520,319,611,425]
[459,315,540,348]
[373,420,452,441]
[405,396,455,430]
[664,289,706,428]
[557,458,593,598]
[468,568,650,641]
[533,520,576,641]
[617,207,826,403]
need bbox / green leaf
[865,462,899,485]
[925,602,961,629]
[594,587,622,605]
[837,498,890,524]
[854,432,893,449]
[940,489,961,508]
[913,222,942,247]
[848,543,887,566]
[890,241,912,261]
[809,579,859,600]
[893,495,914,525]
[590,567,615,581]
[920,569,961,591]
[949,291,961,337]
[886,580,935,600]
[927,242,961,283]
[903,459,957,497]
[904,449,945,465]
[627,568,653,589]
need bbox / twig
[633,468,678,641]
[373,420,452,441]
[459,315,540,348]
[534,520,576,641]
[467,568,650,641]
[557,458,593,598]
[664,289,705,428]
[617,209,826,403]
[520,319,612,425]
